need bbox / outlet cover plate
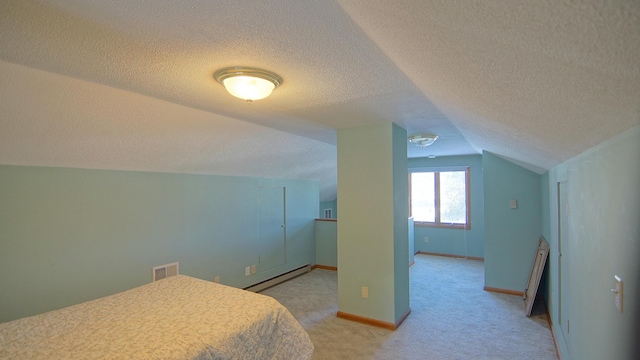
[361,286,368,299]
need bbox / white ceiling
[1,0,638,201]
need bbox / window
[409,168,470,229]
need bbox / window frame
[408,167,471,230]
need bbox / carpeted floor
[260,254,558,360]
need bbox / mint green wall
[337,123,409,324]
[539,171,551,302]
[314,220,337,267]
[319,199,337,218]
[314,217,413,272]
[391,123,410,322]
[546,126,640,359]
[409,155,484,258]
[483,152,541,291]
[0,165,318,323]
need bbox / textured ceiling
[337,0,640,169]
[0,0,639,201]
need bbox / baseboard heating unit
[244,264,311,293]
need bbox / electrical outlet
[510,199,518,209]
[251,264,256,274]
[424,236,429,243]
[214,276,220,283]
[245,266,250,276]
[361,286,368,299]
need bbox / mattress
[0,275,314,359]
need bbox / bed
[0,275,314,359]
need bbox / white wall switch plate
[361,286,368,299]
[613,275,623,312]
[251,264,256,274]
[245,266,250,276]
[424,236,429,243]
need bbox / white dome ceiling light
[408,133,438,148]
[214,67,283,103]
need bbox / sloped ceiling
[0,0,638,201]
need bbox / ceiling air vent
[152,262,179,281]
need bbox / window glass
[410,172,435,222]
[440,171,466,223]
[409,168,470,229]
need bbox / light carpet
[260,254,558,360]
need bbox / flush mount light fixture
[408,133,438,148]
[214,66,282,103]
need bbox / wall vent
[152,262,179,281]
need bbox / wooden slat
[312,265,337,271]
[417,251,483,261]
[483,286,524,297]
[337,308,411,330]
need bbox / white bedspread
[0,275,313,359]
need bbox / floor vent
[153,262,179,281]
[244,264,311,293]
